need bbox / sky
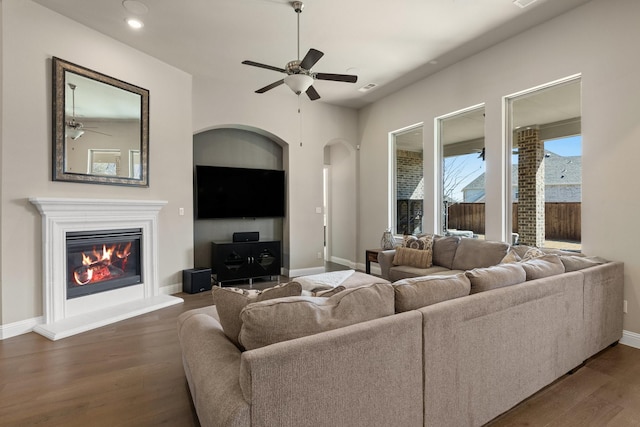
[445,135,582,202]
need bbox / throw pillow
[465,263,526,294]
[392,246,433,268]
[560,255,606,272]
[211,281,302,348]
[402,234,435,251]
[500,249,521,264]
[238,283,395,350]
[520,247,545,261]
[392,273,470,312]
[520,254,565,280]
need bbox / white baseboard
[0,316,43,340]
[621,330,640,349]
[161,282,184,295]
[330,256,356,269]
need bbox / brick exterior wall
[397,150,424,199]
[396,150,424,234]
[517,128,545,247]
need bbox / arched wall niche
[323,139,357,268]
[192,125,290,273]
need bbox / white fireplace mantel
[29,197,182,340]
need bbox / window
[390,125,423,235]
[438,106,486,238]
[89,149,121,176]
[507,77,582,249]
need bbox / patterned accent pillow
[402,234,435,251]
[521,247,545,261]
[212,281,302,348]
[392,246,433,269]
[500,249,522,264]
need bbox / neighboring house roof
[462,150,582,192]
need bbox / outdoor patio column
[517,127,545,247]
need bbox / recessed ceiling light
[122,0,149,15]
[126,18,144,29]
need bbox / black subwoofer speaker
[182,268,212,294]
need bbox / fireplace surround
[29,197,182,340]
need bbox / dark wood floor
[1,270,639,426]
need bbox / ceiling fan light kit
[67,128,84,140]
[242,1,357,101]
[284,74,314,95]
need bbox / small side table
[365,249,383,274]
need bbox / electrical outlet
[179,207,184,216]
[317,252,322,259]
[623,300,628,314]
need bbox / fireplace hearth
[66,228,143,299]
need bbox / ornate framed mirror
[52,57,149,187]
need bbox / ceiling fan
[66,83,110,140]
[242,1,358,101]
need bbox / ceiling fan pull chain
[298,95,303,147]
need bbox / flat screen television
[195,165,286,219]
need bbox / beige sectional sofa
[378,235,511,282]
[177,238,623,427]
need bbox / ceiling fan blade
[256,79,285,93]
[315,73,358,83]
[242,60,286,74]
[300,48,324,70]
[85,129,112,137]
[306,85,320,101]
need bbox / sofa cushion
[392,273,470,312]
[313,285,346,297]
[388,265,457,282]
[520,254,565,280]
[560,255,606,272]
[451,239,510,271]
[465,263,527,294]
[212,282,302,348]
[238,283,395,350]
[393,246,433,268]
[432,236,461,269]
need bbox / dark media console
[211,240,281,286]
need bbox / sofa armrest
[581,261,624,357]
[178,311,250,427]
[377,249,396,280]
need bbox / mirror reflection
[53,57,149,186]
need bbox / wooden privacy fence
[447,202,581,241]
